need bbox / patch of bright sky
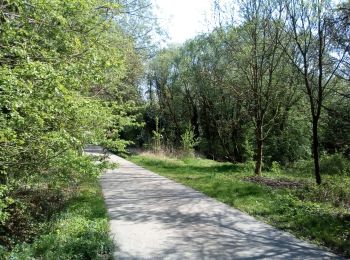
[152,0,342,45]
[152,0,214,44]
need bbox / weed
[2,181,113,259]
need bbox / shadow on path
[95,151,341,260]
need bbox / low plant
[320,154,350,176]
[289,153,350,176]
[152,116,163,153]
[2,181,114,259]
[270,161,282,175]
[181,124,199,158]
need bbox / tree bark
[255,124,263,176]
[312,118,322,184]
[255,139,263,176]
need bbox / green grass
[129,154,350,257]
[2,180,114,259]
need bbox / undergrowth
[0,180,113,259]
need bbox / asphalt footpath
[93,150,341,259]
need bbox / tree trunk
[255,139,263,176]
[312,118,322,184]
[255,124,263,176]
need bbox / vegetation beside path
[1,178,113,259]
[130,153,350,257]
[0,0,152,257]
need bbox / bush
[296,181,350,208]
[1,187,68,246]
[17,217,114,259]
[270,161,282,175]
[289,153,350,176]
[320,154,350,176]
[4,180,114,259]
[181,124,199,158]
[0,185,11,225]
[243,161,256,173]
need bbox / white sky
[153,0,214,44]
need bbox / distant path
[93,149,340,259]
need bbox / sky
[152,0,214,44]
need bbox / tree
[284,0,349,184]
[186,34,251,162]
[0,0,144,227]
[0,0,151,251]
[217,0,299,175]
[115,0,164,57]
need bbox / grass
[1,180,114,259]
[129,153,350,257]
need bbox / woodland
[0,0,349,258]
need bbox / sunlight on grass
[130,154,350,257]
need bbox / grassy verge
[130,153,350,257]
[1,180,113,259]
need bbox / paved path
[97,151,340,259]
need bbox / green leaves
[0,0,143,250]
[0,0,142,183]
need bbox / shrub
[270,161,282,175]
[152,117,163,153]
[243,161,256,173]
[296,181,350,208]
[22,217,114,259]
[289,153,350,176]
[0,185,11,225]
[320,154,350,176]
[181,124,199,158]
[5,181,114,259]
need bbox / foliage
[146,34,253,162]
[181,124,199,157]
[270,161,282,175]
[115,0,164,57]
[3,180,113,259]
[141,0,350,184]
[289,153,350,176]
[322,91,350,157]
[0,186,11,225]
[152,116,163,153]
[320,154,350,176]
[0,0,151,254]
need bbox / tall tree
[115,0,164,57]
[285,0,349,184]
[219,0,299,175]
[0,0,143,185]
